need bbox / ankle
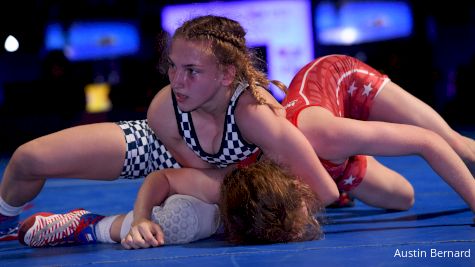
[95,215,117,244]
[0,196,24,217]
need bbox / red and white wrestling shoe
[18,209,104,247]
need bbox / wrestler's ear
[221,65,236,87]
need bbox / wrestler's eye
[186,68,198,75]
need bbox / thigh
[369,81,456,140]
[350,156,414,210]
[17,122,126,180]
[370,81,475,165]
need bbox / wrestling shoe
[18,209,104,247]
[0,214,19,241]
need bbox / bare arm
[299,107,475,212]
[133,167,229,222]
[236,93,339,206]
[122,167,229,249]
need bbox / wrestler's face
[168,38,234,112]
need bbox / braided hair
[171,15,286,105]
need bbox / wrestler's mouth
[174,92,188,102]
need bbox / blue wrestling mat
[0,139,474,266]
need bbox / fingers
[153,224,165,245]
[121,222,165,250]
[121,232,140,250]
[151,224,165,247]
[142,224,163,247]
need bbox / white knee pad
[120,194,221,244]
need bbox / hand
[121,218,165,249]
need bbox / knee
[396,195,415,211]
[393,185,415,211]
[9,141,46,178]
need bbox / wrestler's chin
[177,102,198,113]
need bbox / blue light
[66,21,140,61]
[316,1,413,45]
[44,21,140,61]
[44,23,66,51]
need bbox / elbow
[307,174,339,207]
[319,186,340,207]
[326,189,340,206]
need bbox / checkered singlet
[172,83,259,168]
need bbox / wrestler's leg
[0,122,126,208]
[350,156,414,210]
[18,195,219,247]
[370,81,475,175]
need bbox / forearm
[267,133,339,205]
[291,156,339,206]
[133,172,171,222]
[421,133,475,212]
[361,124,475,211]
[133,167,223,223]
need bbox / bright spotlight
[4,35,19,52]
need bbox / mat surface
[0,144,474,266]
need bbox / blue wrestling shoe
[18,209,104,247]
[0,214,19,241]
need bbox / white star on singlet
[343,175,356,185]
[347,81,358,96]
[362,83,373,96]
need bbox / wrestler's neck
[193,85,234,120]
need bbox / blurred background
[0,0,474,154]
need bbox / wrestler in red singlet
[282,54,390,192]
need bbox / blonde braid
[173,15,286,106]
[241,58,269,105]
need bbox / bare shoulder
[235,86,291,144]
[235,86,284,118]
[237,86,281,105]
[148,85,173,116]
[147,85,184,148]
[148,85,174,126]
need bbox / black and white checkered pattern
[117,120,181,179]
[175,83,259,168]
